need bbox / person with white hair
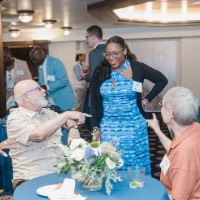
[6,79,91,189]
[146,87,200,200]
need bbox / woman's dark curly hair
[94,36,133,82]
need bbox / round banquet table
[13,171,169,200]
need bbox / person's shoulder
[47,55,64,66]
[7,107,21,121]
[96,43,106,51]
[73,63,80,68]
[14,58,28,65]
[129,60,143,69]
[46,55,57,61]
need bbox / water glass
[128,166,145,189]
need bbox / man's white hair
[163,87,199,126]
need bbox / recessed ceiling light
[17,10,34,23]
[43,19,57,29]
[61,26,72,35]
[8,28,21,38]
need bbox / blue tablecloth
[0,125,13,191]
[14,171,169,200]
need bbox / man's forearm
[29,112,71,141]
[155,129,172,152]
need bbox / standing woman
[91,36,168,174]
[72,50,88,112]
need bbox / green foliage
[56,139,123,195]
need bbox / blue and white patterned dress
[100,60,151,175]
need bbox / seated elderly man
[7,79,90,189]
[147,87,200,200]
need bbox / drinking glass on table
[128,166,145,189]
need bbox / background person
[83,25,106,82]
[82,25,106,128]
[91,36,168,174]
[146,87,200,200]
[7,79,91,188]
[72,50,88,112]
[29,47,77,111]
[0,139,16,157]
[4,47,32,109]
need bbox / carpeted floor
[0,112,171,199]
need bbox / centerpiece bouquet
[56,138,123,195]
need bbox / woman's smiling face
[104,42,127,71]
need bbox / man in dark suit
[84,25,106,82]
[82,25,106,129]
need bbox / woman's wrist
[142,98,149,106]
[93,126,100,132]
[143,98,148,103]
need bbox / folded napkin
[48,178,87,200]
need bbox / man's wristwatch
[68,125,79,131]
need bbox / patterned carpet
[0,112,170,199]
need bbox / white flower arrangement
[56,138,123,195]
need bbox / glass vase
[71,169,84,182]
[82,173,103,191]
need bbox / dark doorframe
[0,2,6,118]
[0,40,49,117]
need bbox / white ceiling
[1,0,200,34]
[1,0,108,32]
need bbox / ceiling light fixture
[17,10,34,23]
[43,19,57,29]
[8,28,21,38]
[61,26,72,35]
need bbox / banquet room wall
[1,26,200,114]
[47,36,200,112]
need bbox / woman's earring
[124,54,127,59]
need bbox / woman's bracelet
[93,127,100,132]
[91,127,100,141]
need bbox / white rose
[70,148,85,161]
[70,138,87,151]
[106,157,116,169]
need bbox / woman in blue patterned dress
[90,36,168,175]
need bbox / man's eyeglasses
[158,101,163,108]
[85,34,93,39]
[103,48,124,60]
[25,86,42,94]
[158,100,171,111]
